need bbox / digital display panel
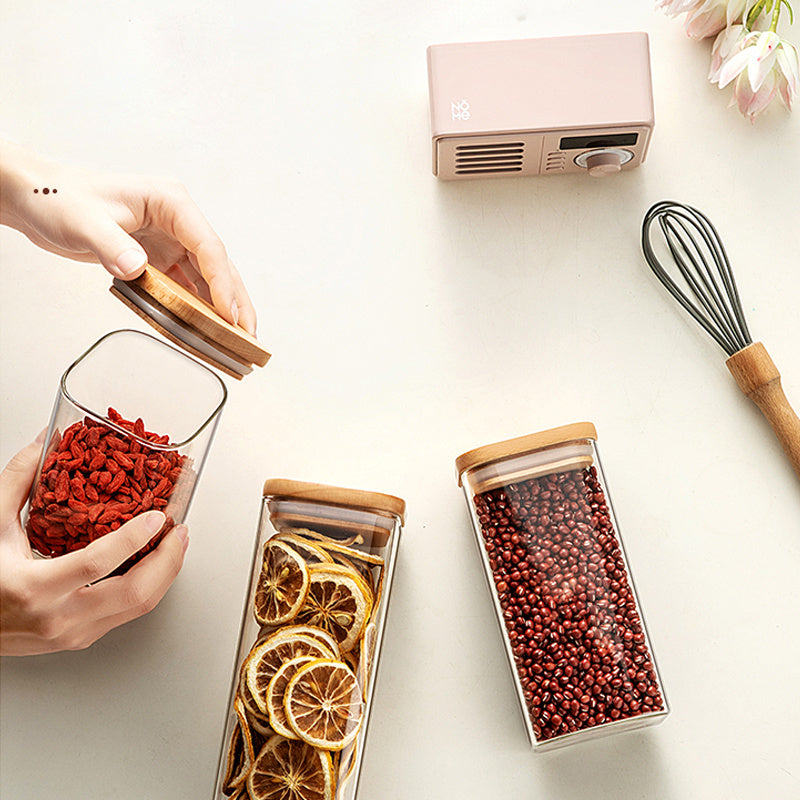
[560,133,639,150]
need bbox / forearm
[0,138,39,230]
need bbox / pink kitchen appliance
[427,32,655,179]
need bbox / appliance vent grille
[544,151,566,172]
[455,142,524,175]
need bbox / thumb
[45,511,168,591]
[0,434,46,527]
[73,211,148,280]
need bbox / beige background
[1,2,799,798]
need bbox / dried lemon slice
[294,565,373,653]
[266,624,341,659]
[287,529,384,567]
[336,740,358,795]
[222,716,252,794]
[237,658,270,722]
[246,633,335,715]
[284,658,363,751]
[266,655,316,739]
[275,531,334,565]
[357,622,378,697]
[254,540,310,626]
[234,696,256,763]
[246,708,276,740]
[247,735,333,800]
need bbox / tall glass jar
[213,479,405,800]
[24,329,227,564]
[456,422,668,751]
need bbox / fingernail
[145,510,166,533]
[114,248,147,278]
[175,525,190,553]
[35,427,48,444]
[230,300,240,327]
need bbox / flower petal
[718,48,753,88]
[709,24,746,82]
[726,0,750,26]
[746,32,780,92]
[736,69,777,120]
[777,41,800,92]
[685,3,727,39]
[776,72,793,110]
[775,46,799,109]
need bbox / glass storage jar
[456,422,668,751]
[24,329,227,564]
[213,479,405,800]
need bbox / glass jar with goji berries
[456,422,669,751]
[213,479,405,800]
[24,329,227,565]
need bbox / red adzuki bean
[26,407,187,569]
[474,466,664,743]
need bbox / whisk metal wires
[641,200,752,357]
[640,199,800,482]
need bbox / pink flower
[657,0,752,40]
[713,29,800,119]
[656,0,705,17]
[709,24,748,82]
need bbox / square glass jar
[213,479,405,800]
[456,422,668,751]
[24,329,227,563]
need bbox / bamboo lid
[262,479,406,525]
[455,422,598,486]
[110,265,270,380]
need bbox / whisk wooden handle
[726,342,800,481]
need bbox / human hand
[0,139,256,334]
[0,434,190,656]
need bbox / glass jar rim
[59,328,228,449]
[455,421,597,486]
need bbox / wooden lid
[455,422,597,486]
[262,479,406,524]
[110,265,270,380]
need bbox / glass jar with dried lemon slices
[213,479,405,800]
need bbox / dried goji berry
[26,408,187,571]
[153,478,172,497]
[61,428,75,451]
[70,477,87,502]
[106,435,128,452]
[112,450,135,470]
[107,471,126,494]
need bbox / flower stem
[747,0,769,30]
[770,0,782,29]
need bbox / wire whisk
[641,200,751,357]
[640,200,800,482]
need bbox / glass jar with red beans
[456,422,668,751]
[24,329,227,567]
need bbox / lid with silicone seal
[455,421,598,492]
[110,265,270,380]
[262,478,406,547]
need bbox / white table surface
[2,2,799,798]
